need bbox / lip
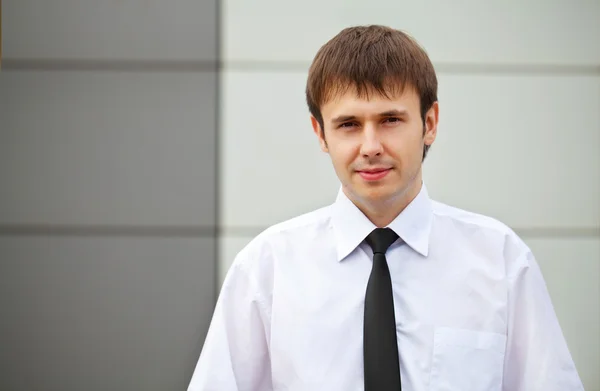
[357,168,391,181]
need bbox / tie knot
[365,228,399,254]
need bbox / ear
[311,116,329,153]
[423,101,439,147]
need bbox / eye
[339,122,357,129]
[384,117,402,124]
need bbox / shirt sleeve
[187,256,273,391]
[503,248,585,390]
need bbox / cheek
[329,140,359,164]
[386,130,423,159]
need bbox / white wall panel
[220,71,340,229]
[221,71,600,230]
[425,74,600,229]
[220,2,599,389]
[218,235,253,286]
[223,0,600,65]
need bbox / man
[187,25,584,390]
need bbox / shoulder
[431,200,515,235]
[259,203,334,241]
[430,199,532,263]
[227,203,334,275]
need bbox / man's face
[312,85,438,208]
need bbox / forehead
[321,84,419,116]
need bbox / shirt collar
[331,182,433,262]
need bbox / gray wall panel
[3,0,217,62]
[0,0,220,389]
[0,71,216,227]
[0,236,215,391]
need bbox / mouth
[356,168,392,181]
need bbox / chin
[356,183,395,203]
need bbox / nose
[359,125,383,157]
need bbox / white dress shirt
[188,183,584,391]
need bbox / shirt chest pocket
[429,327,507,391]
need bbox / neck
[345,175,423,228]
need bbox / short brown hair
[306,25,438,160]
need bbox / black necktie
[364,227,401,391]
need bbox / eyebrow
[380,109,408,117]
[331,109,408,124]
[331,115,357,124]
